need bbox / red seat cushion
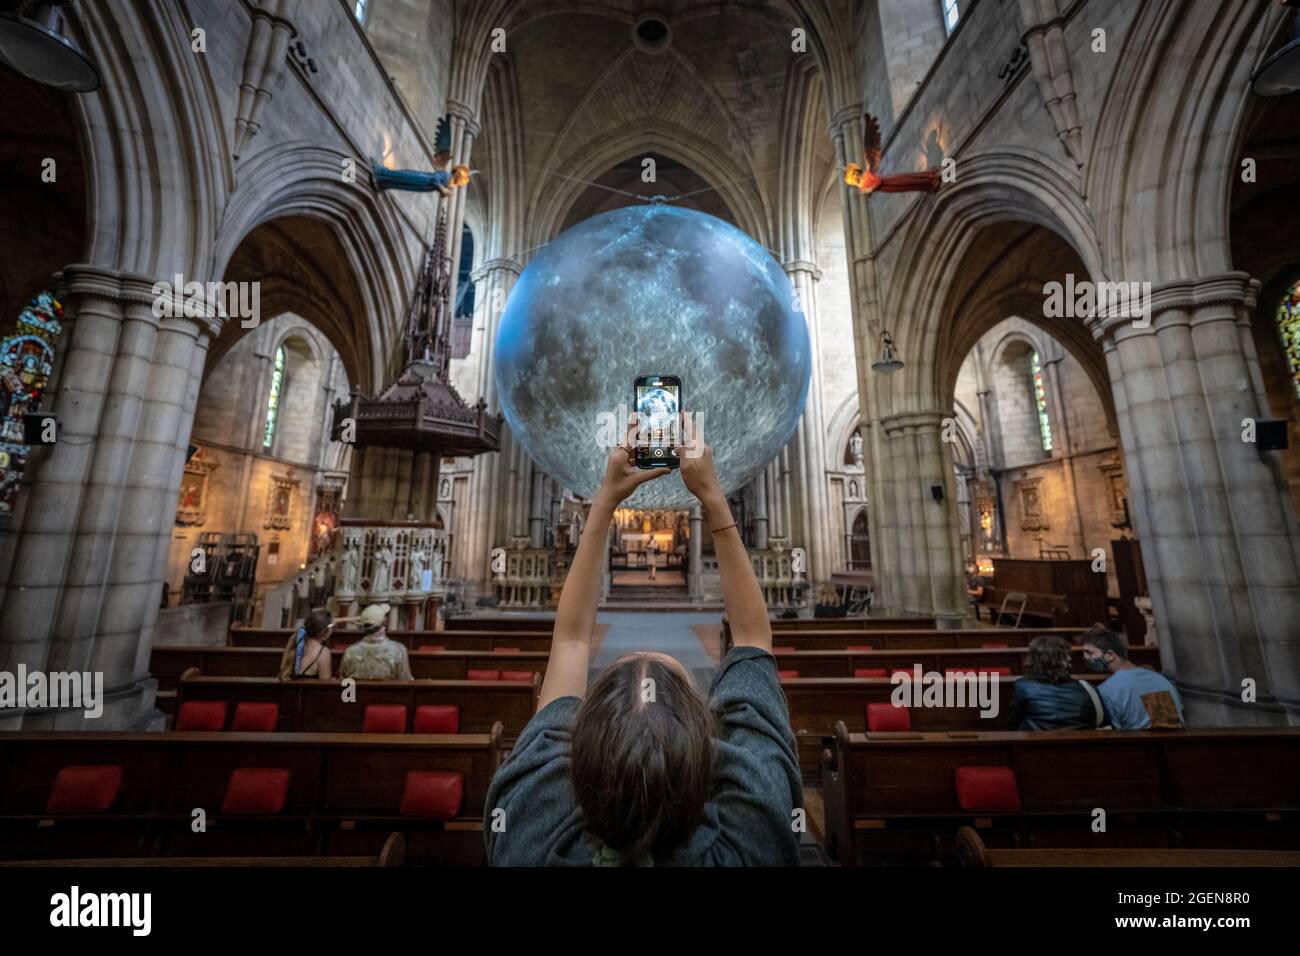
[175,700,228,732]
[954,766,1021,812]
[891,667,919,679]
[335,643,349,652]
[847,645,874,651]
[416,644,446,653]
[399,771,464,819]
[777,670,799,679]
[468,669,500,681]
[413,705,460,734]
[222,768,291,814]
[867,703,911,732]
[981,643,1008,649]
[493,647,521,654]
[231,702,279,733]
[45,765,124,813]
[363,704,408,734]
[773,646,795,654]
[501,670,534,682]
[854,667,888,678]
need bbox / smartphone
[633,375,682,470]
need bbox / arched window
[263,345,286,450]
[0,291,63,520]
[1277,280,1300,401]
[941,0,961,34]
[849,509,871,570]
[451,223,476,359]
[1030,350,1053,452]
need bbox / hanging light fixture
[1252,2,1300,96]
[871,328,904,374]
[0,1,101,93]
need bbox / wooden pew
[785,675,1084,776]
[151,646,549,692]
[441,615,553,632]
[771,645,1158,678]
[955,826,1300,867]
[723,615,939,650]
[229,627,553,652]
[821,726,1300,866]
[175,672,539,739]
[725,625,1087,656]
[0,731,503,864]
[0,832,408,867]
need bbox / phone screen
[635,376,680,466]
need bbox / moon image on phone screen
[637,386,678,438]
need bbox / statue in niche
[431,542,444,583]
[340,539,360,593]
[408,540,427,591]
[849,430,863,467]
[371,539,395,593]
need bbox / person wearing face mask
[1081,625,1184,730]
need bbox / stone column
[753,470,769,549]
[688,505,703,600]
[529,470,546,547]
[1042,352,1087,556]
[463,257,520,585]
[878,410,967,622]
[0,265,128,680]
[784,260,834,585]
[1092,273,1300,719]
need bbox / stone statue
[371,539,394,594]
[408,542,427,591]
[340,539,360,593]
[431,542,444,584]
[850,430,863,467]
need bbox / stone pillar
[463,257,521,585]
[877,410,967,622]
[688,505,703,600]
[1042,352,1087,557]
[753,470,769,549]
[529,470,546,547]
[1092,273,1300,718]
[784,260,834,585]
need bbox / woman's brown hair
[304,608,333,639]
[570,653,715,862]
[1022,634,1073,683]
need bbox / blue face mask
[1085,653,1109,672]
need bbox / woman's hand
[595,416,671,507]
[676,415,724,506]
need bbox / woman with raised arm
[485,415,802,866]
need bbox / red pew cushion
[867,703,911,732]
[854,668,888,678]
[777,670,800,679]
[363,704,409,734]
[45,765,124,813]
[468,669,500,681]
[954,766,1021,812]
[231,702,279,733]
[416,644,446,653]
[493,647,521,654]
[176,700,227,732]
[413,705,460,734]
[399,771,464,818]
[891,667,919,679]
[222,768,291,814]
[501,670,534,682]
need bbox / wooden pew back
[229,627,553,652]
[821,727,1300,866]
[772,645,1158,678]
[175,672,538,737]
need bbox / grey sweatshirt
[484,645,804,866]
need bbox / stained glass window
[1031,350,1053,452]
[1278,281,1300,401]
[942,0,961,34]
[263,345,285,449]
[0,291,63,518]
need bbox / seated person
[1081,625,1184,729]
[1007,635,1103,730]
[277,607,334,681]
[339,603,413,681]
[485,415,802,866]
